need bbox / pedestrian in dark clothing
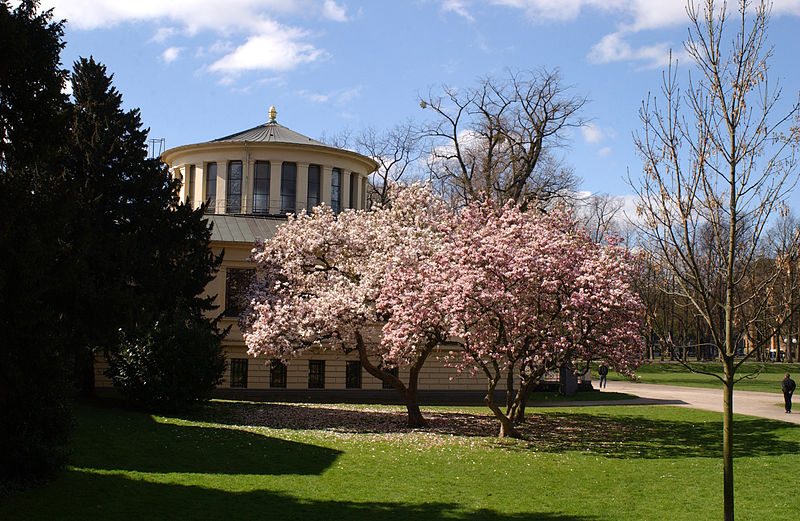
[598,363,609,389]
[782,373,796,413]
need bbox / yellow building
[98,107,565,395]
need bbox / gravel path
[598,380,800,425]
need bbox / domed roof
[161,105,377,174]
[212,121,327,147]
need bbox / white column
[242,153,251,213]
[196,164,205,209]
[296,162,309,214]
[342,171,352,209]
[321,165,332,208]
[352,173,361,210]
[269,160,281,214]
[216,159,226,215]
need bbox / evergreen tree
[64,57,227,407]
[0,0,73,492]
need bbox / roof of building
[212,121,328,147]
[162,106,378,174]
[206,214,284,244]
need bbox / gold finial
[268,105,277,123]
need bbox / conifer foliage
[62,57,227,409]
[0,0,226,490]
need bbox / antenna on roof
[268,105,277,123]
[148,137,165,159]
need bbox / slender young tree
[632,1,800,518]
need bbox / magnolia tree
[382,199,644,438]
[241,184,449,427]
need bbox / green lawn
[2,399,797,521]
[603,361,800,393]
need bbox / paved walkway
[597,381,800,425]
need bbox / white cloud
[322,0,349,21]
[298,85,362,105]
[581,123,604,144]
[209,25,328,74]
[442,0,475,22]
[597,146,611,157]
[151,27,178,43]
[484,0,800,67]
[588,32,672,69]
[43,1,345,77]
[161,46,182,64]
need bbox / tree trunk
[485,392,520,438]
[399,387,426,428]
[354,330,430,428]
[513,384,530,424]
[722,356,734,521]
[505,370,515,414]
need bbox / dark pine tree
[64,57,227,408]
[0,0,73,493]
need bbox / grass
[1,398,798,521]
[603,361,800,393]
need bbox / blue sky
[43,0,800,204]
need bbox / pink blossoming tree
[241,184,449,427]
[382,198,645,438]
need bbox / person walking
[782,373,796,414]
[598,362,609,389]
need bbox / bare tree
[764,207,800,362]
[320,123,422,208]
[419,68,585,209]
[632,1,800,519]
[575,192,625,242]
[355,121,421,207]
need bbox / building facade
[96,108,565,394]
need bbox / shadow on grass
[181,402,799,460]
[507,413,799,459]
[0,470,596,521]
[72,404,340,475]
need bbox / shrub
[106,313,227,412]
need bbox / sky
[40,0,800,207]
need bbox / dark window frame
[280,162,297,214]
[253,161,270,214]
[270,359,287,388]
[224,268,255,318]
[205,162,217,214]
[226,160,243,213]
[345,361,362,389]
[230,358,248,388]
[331,168,342,214]
[307,164,321,211]
[186,164,195,206]
[308,360,325,389]
[348,172,356,209]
